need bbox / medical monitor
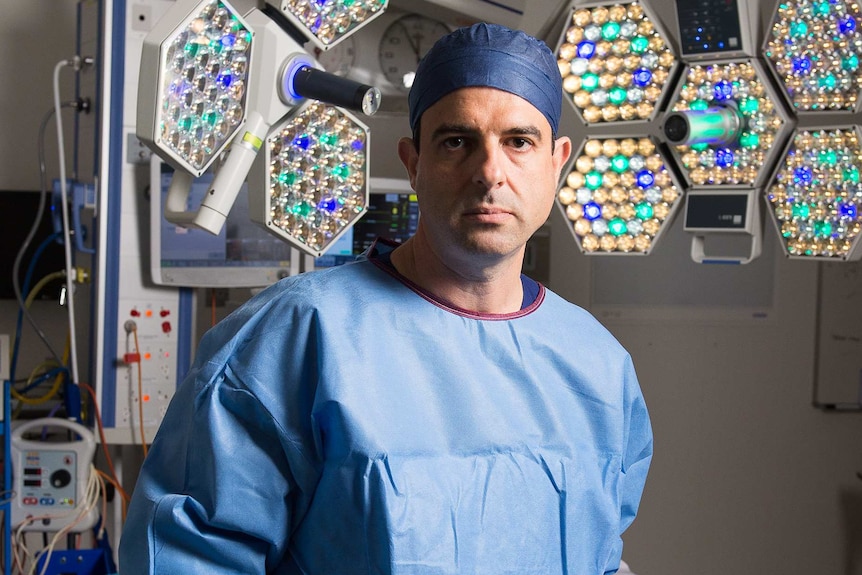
[150,157,294,288]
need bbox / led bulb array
[670,61,789,187]
[555,2,677,124]
[263,102,369,255]
[281,0,388,46]
[764,0,862,112]
[159,0,252,172]
[767,128,862,259]
[557,137,681,254]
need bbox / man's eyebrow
[429,124,544,141]
[430,123,476,141]
[504,126,543,141]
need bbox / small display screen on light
[685,194,748,230]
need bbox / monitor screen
[150,157,295,288]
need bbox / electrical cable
[127,324,149,458]
[10,102,71,371]
[13,366,67,395]
[52,57,82,388]
[12,463,104,575]
[10,232,64,387]
[79,382,131,508]
[11,361,65,406]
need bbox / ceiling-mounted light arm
[663,102,743,147]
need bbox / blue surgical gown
[119,244,652,574]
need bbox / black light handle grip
[293,66,381,116]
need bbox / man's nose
[471,141,505,189]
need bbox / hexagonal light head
[663,59,795,188]
[249,101,370,257]
[766,126,862,260]
[556,136,683,254]
[274,0,389,50]
[138,0,254,176]
[554,1,679,125]
[763,0,862,112]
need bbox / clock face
[378,13,451,93]
[308,35,357,77]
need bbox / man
[119,22,652,574]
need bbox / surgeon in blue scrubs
[120,22,653,575]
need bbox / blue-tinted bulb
[632,68,652,87]
[839,203,858,218]
[713,80,733,101]
[636,170,655,188]
[793,166,813,184]
[715,148,735,168]
[583,201,602,221]
[318,197,338,212]
[293,134,311,150]
[792,56,812,74]
[216,71,233,89]
[577,41,596,59]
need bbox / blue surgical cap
[408,23,562,136]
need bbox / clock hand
[398,20,421,61]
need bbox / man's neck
[390,235,525,314]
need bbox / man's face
[399,87,571,264]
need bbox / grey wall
[2,1,861,574]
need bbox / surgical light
[763,0,862,112]
[556,136,683,254]
[137,0,385,238]
[554,2,679,125]
[139,1,253,175]
[274,0,388,49]
[664,60,793,188]
[248,101,370,256]
[765,127,862,260]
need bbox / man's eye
[443,137,466,149]
[510,137,532,149]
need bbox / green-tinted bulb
[585,171,603,190]
[608,218,628,236]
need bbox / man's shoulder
[533,286,627,350]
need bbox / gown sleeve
[604,354,654,575]
[118,321,319,574]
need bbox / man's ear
[397,136,420,189]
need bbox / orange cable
[132,328,148,458]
